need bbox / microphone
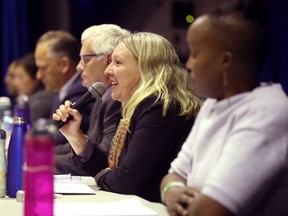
[55,82,106,129]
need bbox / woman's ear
[221,51,234,71]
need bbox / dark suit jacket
[52,72,94,145]
[55,88,121,175]
[29,88,55,127]
[95,96,195,202]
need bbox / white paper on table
[54,197,158,216]
[54,182,96,195]
[54,174,95,195]
[54,174,81,183]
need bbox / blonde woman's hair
[121,32,202,126]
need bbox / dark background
[1,0,288,95]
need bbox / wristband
[161,181,185,204]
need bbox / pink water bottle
[23,119,56,216]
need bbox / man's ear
[60,56,70,74]
[107,54,112,65]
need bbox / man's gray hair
[81,24,131,55]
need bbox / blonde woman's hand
[52,100,82,139]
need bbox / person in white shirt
[160,1,288,216]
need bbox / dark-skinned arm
[161,173,233,216]
[161,173,198,216]
[187,194,233,216]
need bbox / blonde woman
[53,32,202,202]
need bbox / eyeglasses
[80,53,104,64]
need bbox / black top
[94,96,195,202]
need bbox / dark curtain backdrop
[261,0,288,93]
[1,0,28,95]
[0,0,288,96]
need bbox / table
[0,177,169,216]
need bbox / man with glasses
[55,24,131,175]
[34,30,93,146]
